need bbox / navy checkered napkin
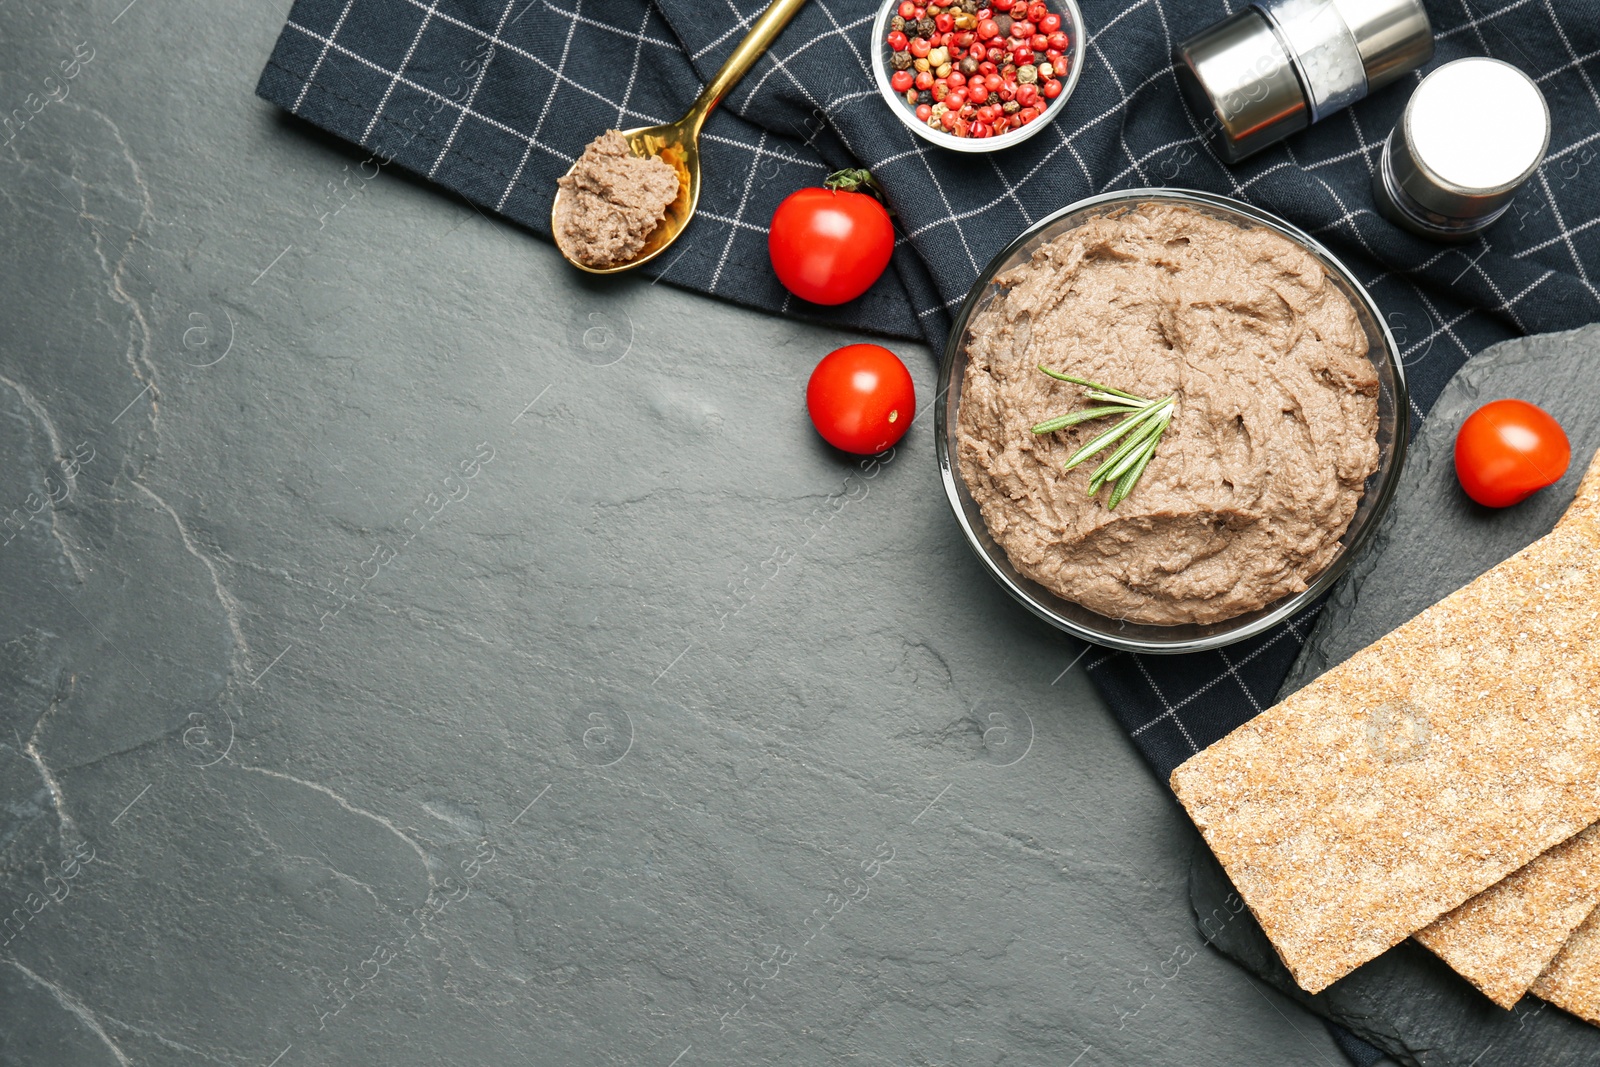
[258,3,1600,1062]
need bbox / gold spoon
[552,0,809,274]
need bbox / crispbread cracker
[1415,822,1600,1008]
[1534,901,1600,1026]
[1170,451,1600,994]
[1559,444,1600,527]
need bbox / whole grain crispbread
[1170,451,1600,994]
[1562,442,1600,525]
[1415,822,1600,1008]
[1515,452,1600,1025]
[1535,902,1600,1026]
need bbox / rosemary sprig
[1030,364,1176,510]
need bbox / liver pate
[555,130,680,269]
[956,204,1379,626]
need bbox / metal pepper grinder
[1372,57,1552,241]
[1175,0,1435,163]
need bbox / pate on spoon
[552,0,808,275]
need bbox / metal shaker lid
[1175,8,1309,165]
[1389,57,1551,221]
[1331,0,1435,90]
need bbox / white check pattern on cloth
[257,5,1600,1062]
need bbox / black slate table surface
[0,2,1348,1064]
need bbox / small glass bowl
[870,0,1087,154]
[935,188,1409,654]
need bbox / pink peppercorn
[886,0,1070,140]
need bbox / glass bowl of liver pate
[936,188,1408,653]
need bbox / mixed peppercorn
[885,0,1072,139]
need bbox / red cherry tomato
[1454,398,1571,507]
[806,344,915,455]
[768,170,894,306]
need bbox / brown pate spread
[555,130,679,269]
[957,203,1380,626]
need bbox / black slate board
[1282,323,1600,695]
[1189,323,1600,1066]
